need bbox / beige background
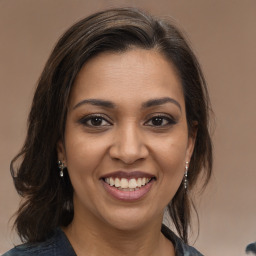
[0,0,255,255]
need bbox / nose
[109,124,149,165]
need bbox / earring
[58,160,65,177]
[184,161,189,190]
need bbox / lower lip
[102,180,154,201]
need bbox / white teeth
[128,178,137,189]
[110,177,115,186]
[120,178,129,188]
[114,178,120,187]
[105,177,152,189]
[137,178,142,187]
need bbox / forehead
[69,48,184,108]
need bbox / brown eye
[79,115,112,127]
[145,115,176,127]
[151,117,165,126]
[90,117,104,126]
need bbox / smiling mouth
[103,177,155,191]
[101,172,156,201]
[101,171,156,193]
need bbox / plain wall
[0,0,255,255]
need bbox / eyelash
[144,114,176,127]
[78,114,112,127]
[78,114,176,128]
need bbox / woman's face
[58,49,196,231]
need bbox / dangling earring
[58,160,65,177]
[184,161,189,190]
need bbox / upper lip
[100,171,156,180]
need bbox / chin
[101,207,160,232]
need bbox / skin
[57,48,196,256]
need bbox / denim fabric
[161,225,204,256]
[3,225,203,256]
[2,228,75,256]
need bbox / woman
[3,7,212,256]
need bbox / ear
[57,140,66,163]
[185,121,198,162]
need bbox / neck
[63,210,174,256]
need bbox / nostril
[109,136,149,164]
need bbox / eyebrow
[142,97,181,111]
[73,97,181,111]
[73,99,116,110]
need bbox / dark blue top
[3,225,203,256]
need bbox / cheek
[64,127,107,168]
[64,135,105,198]
[151,134,188,194]
[151,131,188,169]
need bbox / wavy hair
[11,7,212,244]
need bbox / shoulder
[2,242,55,256]
[2,228,76,256]
[161,224,204,256]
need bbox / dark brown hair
[11,7,212,244]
